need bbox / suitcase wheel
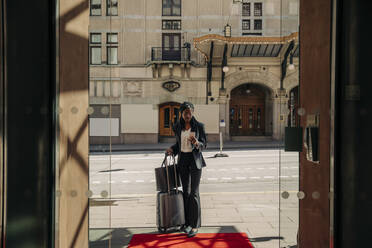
[158,227,167,233]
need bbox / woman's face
[182,108,193,123]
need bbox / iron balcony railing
[151,47,191,62]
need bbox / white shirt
[181,128,193,152]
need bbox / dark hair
[175,102,197,131]
[179,101,194,114]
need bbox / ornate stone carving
[225,70,280,96]
[284,71,299,91]
[124,81,143,96]
[162,81,181,92]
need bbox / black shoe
[187,228,198,238]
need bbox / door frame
[159,102,181,137]
[162,33,181,60]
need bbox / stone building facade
[88,0,299,144]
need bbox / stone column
[272,95,290,140]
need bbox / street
[89,148,299,248]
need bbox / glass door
[162,33,181,61]
[279,0,300,247]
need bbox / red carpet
[128,233,254,248]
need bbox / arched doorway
[159,102,181,136]
[230,84,268,136]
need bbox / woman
[166,101,207,238]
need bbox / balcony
[151,47,191,62]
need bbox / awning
[193,32,299,60]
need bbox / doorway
[159,102,181,136]
[162,33,181,61]
[230,84,266,136]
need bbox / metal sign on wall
[162,81,180,92]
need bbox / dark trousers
[178,152,202,228]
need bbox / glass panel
[163,20,181,30]
[90,33,101,43]
[257,108,261,128]
[107,33,118,43]
[173,35,180,49]
[279,0,300,247]
[173,6,181,16]
[107,47,118,64]
[163,7,171,16]
[258,44,267,56]
[173,0,181,16]
[230,107,234,125]
[238,107,242,128]
[107,0,118,16]
[173,20,181,30]
[237,45,245,56]
[251,45,260,56]
[242,20,250,30]
[163,0,171,15]
[174,107,179,124]
[91,0,102,16]
[163,35,170,50]
[231,44,239,56]
[164,107,170,128]
[243,44,254,56]
[254,2,263,16]
[242,3,251,16]
[249,108,253,128]
[90,47,101,64]
[254,19,262,30]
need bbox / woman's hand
[188,136,199,146]
[166,147,173,155]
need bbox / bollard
[214,132,229,157]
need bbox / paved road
[89,149,299,248]
[89,149,299,197]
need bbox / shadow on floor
[89,225,263,248]
[249,236,284,242]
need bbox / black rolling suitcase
[156,155,185,233]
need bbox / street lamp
[224,24,231,37]
[223,66,229,73]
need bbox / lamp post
[224,24,231,37]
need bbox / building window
[107,47,118,64]
[90,33,101,64]
[162,20,181,30]
[107,33,118,44]
[254,3,263,16]
[90,47,102,65]
[90,0,101,16]
[254,19,262,30]
[242,3,250,16]
[242,20,250,30]
[107,0,118,16]
[162,0,181,16]
[90,33,101,44]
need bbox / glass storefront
[5,0,372,247]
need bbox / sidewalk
[90,140,284,153]
[89,191,298,248]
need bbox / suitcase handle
[171,155,179,194]
[164,154,179,195]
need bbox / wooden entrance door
[230,104,265,136]
[230,84,266,136]
[159,103,181,136]
[162,33,181,61]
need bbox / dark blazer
[171,118,207,169]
